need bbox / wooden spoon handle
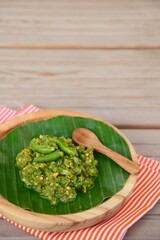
[96,144,139,175]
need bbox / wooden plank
[125,218,160,240]
[0,49,160,127]
[0,219,36,239]
[122,130,160,160]
[145,202,160,217]
[0,0,160,48]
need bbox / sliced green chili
[55,139,76,156]
[30,143,55,154]
[34,150,64,162]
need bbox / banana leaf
[0,116,131,214]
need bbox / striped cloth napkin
[0,105,159,240]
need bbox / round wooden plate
[0,110,138,232]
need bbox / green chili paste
[16,135,98,205]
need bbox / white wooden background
[0,0,159,239]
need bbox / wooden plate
[0,110,138,232]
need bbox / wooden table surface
[0,0,159,239]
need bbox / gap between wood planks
[0,44,160,50]
[116,124,160,130]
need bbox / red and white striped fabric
[0,105,159,240]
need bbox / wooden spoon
[72,128,139,175]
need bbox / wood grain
[0,0,159,238]
[122,130,160,160]
[0,49,160,127]
[0,110,138,232]
[0,0,160,48]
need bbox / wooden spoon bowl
[72,128,139,175]
[0,110,138,232]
